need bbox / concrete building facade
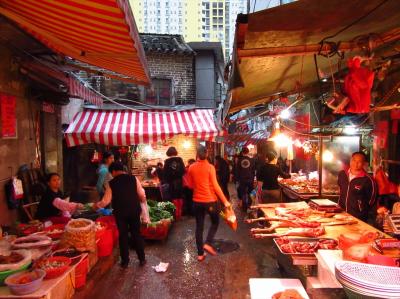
[130,0,247,60]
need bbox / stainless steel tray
[273,237,338,256]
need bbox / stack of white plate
[335,261,400,299]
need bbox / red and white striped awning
[65,109,219,147]
[20,61,103,106]
[68,77,102,106]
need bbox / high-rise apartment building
[130,0,247,60]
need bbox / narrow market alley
[74,186,282,299]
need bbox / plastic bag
[220,206,237,231]
[140,201,150,224]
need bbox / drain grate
[213,239,240,254]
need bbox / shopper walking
[95,162,147,268]
[235,147,255,210]
[164,147,186,219]
[187,146,231,261]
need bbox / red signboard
[1,94,17,138]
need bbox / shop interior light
[274,133,291,148]
[279,109,291,119]
[248,144,255,150]
[144,145,153,154]
[322,150,334,162]
[183,140,191,149]
[343,125,357,135]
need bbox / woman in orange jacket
[186,145,231,261]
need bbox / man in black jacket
[234,147,255,210]
[337,152,377,222]
[95,162,147,268]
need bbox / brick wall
[146,53,196,105]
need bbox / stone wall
[0,45,40,226]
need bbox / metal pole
[318,136,323,197]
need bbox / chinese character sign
[1,94,17,138]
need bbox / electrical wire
[319,0,390,44]
[0,36,200,114]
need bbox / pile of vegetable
[147,200,175,223]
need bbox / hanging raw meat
[343,57,375,114]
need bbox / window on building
[218,2,223,8]
[213,17,218,23]
[218,17,223,24]
[212,2,217,8]
[142,78,173,106]
[218,9,223,16]
[213,9,217,16]
[205,3,210,9]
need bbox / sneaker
[197,255,206,262]
[203,244,217,256]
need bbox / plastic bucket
[75,256,89,289]
[96,216,119,244]
[97,228,114,257]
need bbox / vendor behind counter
[338,152,377,223]
[36,173,83,223]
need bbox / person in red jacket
[187,145,231,261]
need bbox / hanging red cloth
[375,168,398,195]
[374,121,389,149]
[344,57,374,114]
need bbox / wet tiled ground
[74,186,282,299]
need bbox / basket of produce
[11,235,52,250]
[17,221,43,236]
[141,219,172,240]
[141,200,174,240]
[0,250,32,285]
[60,219,96,253]
[5,269,46,295]
[35,256,71,279]
[43,224,66,240]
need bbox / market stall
[65,108,219,198]
[247,200,399,298]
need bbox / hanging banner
[1,94,17,138]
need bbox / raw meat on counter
[275,237,338,254]
[251,227,326,239]
[272,289,305,299]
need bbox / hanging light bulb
[279,109,291,119]
[322,150,334,162]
